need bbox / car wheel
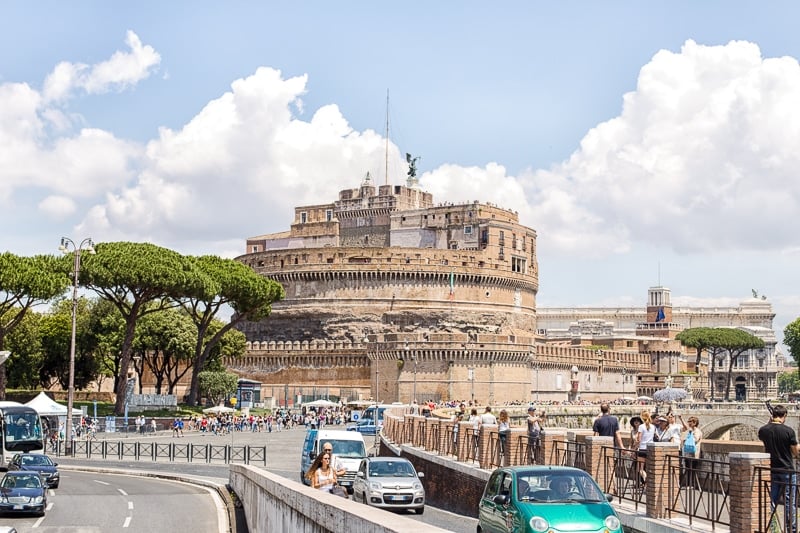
[414,506,424,515]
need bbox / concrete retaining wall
[229,464,450,533]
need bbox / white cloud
[43,30,160,103]
[513,39,800,256]
[38,195,76,218]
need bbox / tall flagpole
[384,89,389,185]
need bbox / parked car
[7,454,59,488]
[477,466,622,533]
[347,419,377,436]
[353,456,425,514]
[300,429,367,493]
[0,471,47,516]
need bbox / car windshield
[515,470,606,503]
[327,440,366,458]
[369,461,415,478]
[22,455,52,466]
[3,475,41,489]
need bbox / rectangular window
[251,245,259,253]
[325,209,333,221]
[464,226,473,235]
[300,212,308,224]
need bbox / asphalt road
[53,424,477,532]
[0,470,225,532]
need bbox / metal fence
[48,439,267,465]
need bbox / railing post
[507,428,525,465]
[585,436,612,488]
[479,425,497,469]
[729,452,770,533]
[645,441,679,519]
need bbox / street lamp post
[59,237,95,454]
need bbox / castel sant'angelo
[229,171,781,406]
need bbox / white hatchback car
[353,456,425,514]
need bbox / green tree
[180,255,284,405]
[84,297,126,392]
[676,327,718,371]
[133,308,196,395]
[198,370,238,406]
[785,318,800,367]
[5,310,44,389]
[0,253,70,398]
[716,328,765,401]
[79,242,194,415]
[778,370,800,396]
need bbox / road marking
[123,516,132,528]
[128,501,134,510]
[94,479,110,485]
[33,515,45,528]
[118,488,128,496]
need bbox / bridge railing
[48,439,267,465]
[382,410,774,532]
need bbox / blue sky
[1,3,798,351]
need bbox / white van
[300,429,367,493]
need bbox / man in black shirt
[592,403,624,449]
[758,404,799,533]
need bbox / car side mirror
[606,493,613,502]
[417,472,424,478]
[357,471,365,478]
[493,494,509,506]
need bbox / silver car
[353,457,425,514]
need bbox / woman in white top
[635,411,655,483]
[306,452,337,492]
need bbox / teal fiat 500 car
[477,466,622,533]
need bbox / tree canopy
[785,318,800,368]
[677,326,765,401]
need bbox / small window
[464,226,473,235]
[300,212,308,224]
[326,209,333,221]
[251,245,259,253]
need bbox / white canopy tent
[25,392,82,417]
[202,404,236,414]
[304,399,337,408]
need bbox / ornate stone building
[229,176,782,406]
[233,175,544,404]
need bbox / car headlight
[413,482,422,491]
[33,496,44,504]
[369,482,382,491]
[528,516,549,533]
[605,515,621,531]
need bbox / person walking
[679,415,702,488]
[592,403,624,449]
[497,410,510,465]
[321,442,346,478]
[634,411,655,485]
[758,404,798,533]
[305,451,337,493]
[526,407,544,464]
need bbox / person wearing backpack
[679,415,702,489]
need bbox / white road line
[118,488,128,496]
[123,516,132,528]
[94,479,110,485]
[128,501,134,510]
[46,502,54,510]
[32,515,45,528]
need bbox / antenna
[384,89,389,186]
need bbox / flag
[655,307,665,322]
[448,271,454,300]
